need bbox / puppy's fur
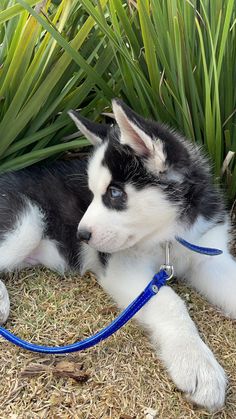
[0,99,235,411]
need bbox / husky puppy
[0,100,235,411]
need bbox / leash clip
[160,241,174,280]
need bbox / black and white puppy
[0,99,235,411]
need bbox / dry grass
[0,268,235,419]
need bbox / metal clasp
[160,241,174,280]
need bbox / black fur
[101,104,225,225]
[69,110,109,141]
[0,160,91,268]
[98,252,110,266]
[0,101,226,272]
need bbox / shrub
[1,1,236,200]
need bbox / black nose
[77,229,92,243]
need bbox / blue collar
[0,238,222,354]
[175,236,222,256]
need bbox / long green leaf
[0,0,39,24]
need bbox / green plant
[78,0,236,199]
[1,1,236,201]
[0,0,116,172]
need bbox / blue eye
[109,186,124,199]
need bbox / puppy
[0,99,235,411]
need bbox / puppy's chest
[100,242,191,285]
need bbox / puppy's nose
[77,229,92,243]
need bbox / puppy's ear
[68,110,109,146]
[112,99,156,157]
[112,99,166,172]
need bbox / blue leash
[0,270,169,354]
[0,238,222,354]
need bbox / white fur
[87,142,111,194]
[0,203,67,324]
[185,222,236,318]
[79,185,178,252]
[0,280,10,324]
[77,138,235,410]
[0,201,66,274]
[84,232,228,411]
[0,201,44,271]
[81,218,230,411]
[25,239,67,274]
[80,145,178,253]
[0,202,45,324]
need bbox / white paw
[164,339,227,411]
[0,280,10,324]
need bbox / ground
[0,269,235,419]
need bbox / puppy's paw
[166,340,226,411]
[184,351,226,411]
[0,280,10,324]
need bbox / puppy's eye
[103,185,127,210]
[108,186,124,199]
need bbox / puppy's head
[69,100,193,253]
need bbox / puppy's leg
[100,264,226,411]
[141,286,226,410]
[187,222,236,318]
[0,280,10,324]
[0,201,44,271]
[0,195,45,322]
[188,252,236,319]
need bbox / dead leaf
[21,360,89,383]
[54,360,78,373]
[21,364,50,376]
